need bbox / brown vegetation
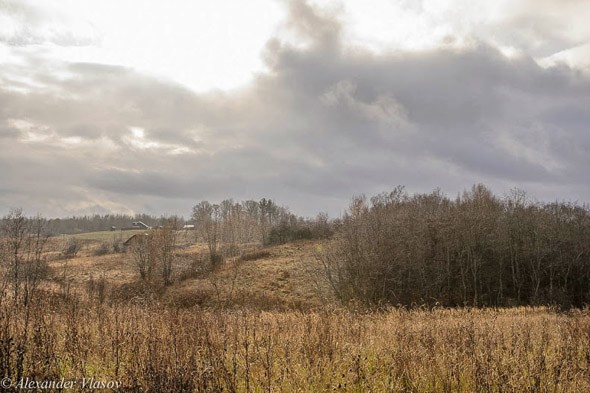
[0,300,589,392]
[2,186,590,391]
[320,185,590,308]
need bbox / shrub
[112,238,125,253]
[210,252,224,269]
[240,250,271,262]
[94,242,110,256]
[61,238,82,259]
[109,281,165,305]
[163,288,213,308]
[86,275,108,304]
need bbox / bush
[86,275,108,304]
[163,288,213,308]
[61,238,82,259]
[266,214,333,245]
[109,281,165,305]
[112,238,125,253]
[210,253,224,269]
[94,242,110,256]
[239,250,271,262]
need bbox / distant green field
[64,230,145,241]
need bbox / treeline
[321,184,590,308]
[27,214,182,235]
[2,203,330,241]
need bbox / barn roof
[123,233,150,245]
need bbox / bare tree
[2,208,27,302]
[193,201,222,266]
[130,234,155,282]
[130,223,177,286]
[21,215,49,306]
[319,184,590,308]
[156,223,177,286]
[1,209,48,305]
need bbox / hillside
[45,232,332,309]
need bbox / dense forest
[321,184,590,308]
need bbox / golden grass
[176,241,333,309]
[11,240,587,392]
[2,301,589,392]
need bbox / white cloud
[336,0,590,69]
[1,0,284,92]
[1,0,590,217]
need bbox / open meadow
[3,299,590,392]
[1,228,590,392]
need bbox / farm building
[132,221,151,229]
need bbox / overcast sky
[1,0,589,218]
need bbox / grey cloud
[285,0,342,50]
[1,0,590,217]
[0,124,18,139]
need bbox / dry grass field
[2,300,589,392]
[2,234,590,392]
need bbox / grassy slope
[46,238,332,309]
[171,241,333,309]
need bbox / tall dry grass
[1,298,589,392]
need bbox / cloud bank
[1,0,589,217]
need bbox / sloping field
[169,241,333,309]
[46,238,332,308]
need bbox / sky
[1,0,589,218]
